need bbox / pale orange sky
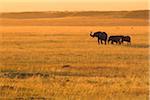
[0,0,149,12]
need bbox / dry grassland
[0,17,149,99]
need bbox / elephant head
[90,32,94,38]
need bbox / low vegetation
[0,12,149,99]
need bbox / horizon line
[1,9,149,13]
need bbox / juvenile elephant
[108,36,124,44]
[122,36,131,44]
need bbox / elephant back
[96,32,107,40]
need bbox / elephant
[90,31,108,45]
[122,36,131,44]
[108,36,124,44]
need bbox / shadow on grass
[0,72,49,79]
[0,66,128,79]
[123,44,150,48]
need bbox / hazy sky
[0,0,149,12]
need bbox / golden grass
[1,17,148,26]
[0,25,149,99]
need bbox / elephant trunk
[90,32,94,38]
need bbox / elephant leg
[97,38,100,45]
[105,40,107,45]
[117,41,119,44]
[116,41,118,44]
[108,40,110,44]
[120,40,123,44]
[101,40,103,44]
[119,40,122,45]
[111,41,112,44]
[119,41,121,45]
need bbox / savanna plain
[0,11,149,99]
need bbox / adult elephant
[90,31,108,45]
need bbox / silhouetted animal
[108,36,124,44]
[122,36,131,44]
[90,31,108,45]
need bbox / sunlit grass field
[0,26,149,99]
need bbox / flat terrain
[0,10,149,26]
[1,17,148,26]
[0,11,149,99]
